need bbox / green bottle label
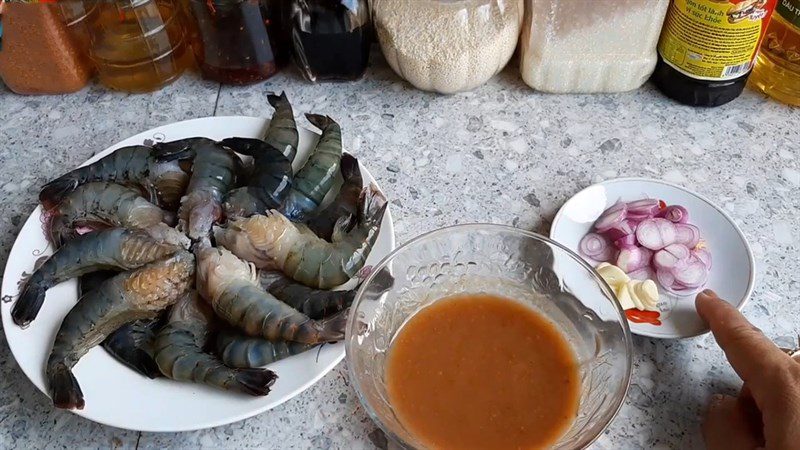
[777,0,800,29]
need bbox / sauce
[288,0,371,82]
[386,294,580,450]
[88,0,192,93]
[187,0,284,85]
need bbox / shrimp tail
[266,91,288,110]
[103,320,163,379]
[360,184,388,226]
[340,153,360,182]
[232,368,278,396]
[305,113,333,131]
[152,138,207,162]
[12,283,47,327]
[48,364,85,410]
[39,177,79,210]
[318,309,349,342]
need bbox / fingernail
[701,289,718,298]
[710,394,724,408]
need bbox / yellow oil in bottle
[88,0,192,93]
[750,1,800,106]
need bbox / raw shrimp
[265,92,299,162]
[39,145,191,210]
[214,187,388,289]
[79,270,165,379]
[259,270,356,320]
[153,292,277,396]
[220,138,293,219]
[280,114,343,221]
[13,226,187,327]
[305,153,362,241]
[195,246,347,344]
[216,329,315,369]
[103,318,164,379]
[155,138,242,240]
[44,182,172,247]
[46,251,195,409]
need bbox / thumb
[703,394,764,450]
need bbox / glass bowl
[345,224,633,449]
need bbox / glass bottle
[750,0,800,106]
[87,0,192,93]
[653,0,778,107]
[0,2,93,94]
[288,0,371,82]
[186,0,285,85]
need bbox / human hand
[697,290,800,450]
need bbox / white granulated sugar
[520,0,670,93]
[373,0,523,94]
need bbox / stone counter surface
[0,56,797,449]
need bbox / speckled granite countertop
[0,54,798,449]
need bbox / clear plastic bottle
[750,0,800,106]
[372,0,523,94]
[520,0,670,94]
[87,0,192,93]
[186,0,285,85]
[0,2,93,94]
[288,0,371,82]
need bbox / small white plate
[551,178,754,339]
[0,116,395,431]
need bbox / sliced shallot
[579,233,615,262]
[672,257,708,288]
[594,206,627,232]
[626,198,661,216]
[635,218,677,250]
[628,267,655,281]
[614,234,638,249]
[693,248,712,269]
[616,247,651,273]
[674,223,700,248]
[659,205,689,224]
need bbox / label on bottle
[776,0,800,28]
[658,0,778,80]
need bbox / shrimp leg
[46,252,195,409]
[153,292,277,395]
[13,227,186,327]
[280,114,343,221]
[216,329,314,369]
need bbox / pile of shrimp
[13,93,389,410]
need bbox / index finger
[696,290,793,398]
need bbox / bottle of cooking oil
[87,0,192,93]
[750,0,800,106]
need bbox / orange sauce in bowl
[386,294,581,450]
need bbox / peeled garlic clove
[615,283,638,310]
[597,264,631,287]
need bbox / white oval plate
[551,178,754,339]
[0,116,395,431]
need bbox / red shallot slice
[635,218,677,250]
[675,224,700,248]
[616,247,651,273]
[579,233,614,262]
[659,205,689,224]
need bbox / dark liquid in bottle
[651,57,749,107]
[290,0,370,82]
[189,0,284,85]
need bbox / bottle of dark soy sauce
[288,0,371,82]
[653,0,778,107]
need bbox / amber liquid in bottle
[750,4,800,106]
[188,0,283,85]
[89,0,192,93]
